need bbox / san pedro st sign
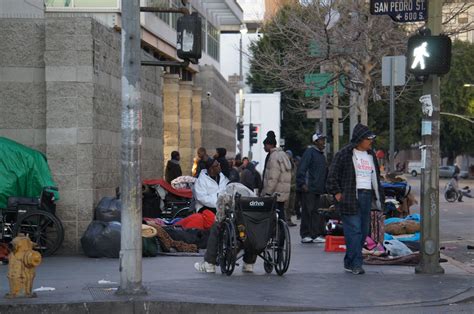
[370,0,427,23]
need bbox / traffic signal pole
[117,0,146,295]
[415,0,444,275]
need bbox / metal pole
[389,57,395,173]
[117,0,147,295]
[415,0,444,275]
[238,33,244,156]
[332,81,339,153]
[321,95,328,156]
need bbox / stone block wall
[195,65,236,157]
[0,18,46,152]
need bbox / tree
[440,40,474,163]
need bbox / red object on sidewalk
[324,236,346,252]
[175,210,215,230]
[143,178,192,199]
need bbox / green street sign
[304,73,345,97]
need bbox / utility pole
[117,0,147,295]
[389,57,395,173]
[415,0,444,275]
[332,81,340,153]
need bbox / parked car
[439,166,469,179]
[408,161,422,177]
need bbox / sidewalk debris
[98,280,118,285]
[33,287,56,292]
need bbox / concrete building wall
[195,65,237,158]
[0,16,163,253]
[0,18,46,152]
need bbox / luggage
[370,210,385,245]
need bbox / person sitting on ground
[214,147,231,179]
[165,151,182,183]
[194,182,257,273]
[194,158,229,214]
[193,147,210,178]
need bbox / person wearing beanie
[261,131,292,222]
[296,132,328,243]
[326,123,385,275]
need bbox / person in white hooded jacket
[194,158,229,213]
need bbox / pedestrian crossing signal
[406,35,452,76]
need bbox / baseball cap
[312,132,326,142]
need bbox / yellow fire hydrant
[5,235,42,298]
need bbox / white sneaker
[313,236,326,243]
[301,237,313,243]
[242,263,254,273]
[194,261,215,273]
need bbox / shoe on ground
[242,262,254,273]
[287,220,297,227]
[351,266,365,275]
[313,236,326,243]
[344,266,352,273]
[194,261,215,273]
[301,237,313,243]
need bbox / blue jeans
[341,190,372,269]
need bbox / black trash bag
[81,221,121,258]
[142,185,162,218]
[95,197,122,222]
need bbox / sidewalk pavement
[0,220,473,313]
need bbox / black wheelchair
[216,194,291,276]
[0,187,64,256]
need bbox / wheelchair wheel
[263,250,273,274]
[274,219,291,276]
[14,210,64,256]
[444,189,457,203]
[218,220,237,276]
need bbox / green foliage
[440,40,474,160]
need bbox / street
[405,176,474,269]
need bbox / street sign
[370,0,427,23]
[305,73,345,97]
[382,56,406,86]
[306,109,341,119]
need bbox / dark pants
[341,190,372,269]
[204,223,257,265]
[300,193,325,239]
[277,201,286,222]
[294,191,302,219]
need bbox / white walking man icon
[411,42,430,70]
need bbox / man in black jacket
[296,132,328,243]
[165,151,182,183]
[326,124,385,275]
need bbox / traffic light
[406,35,452,76]
[249,123,258,146]
[177,12,202,63]
[237,122,244,141]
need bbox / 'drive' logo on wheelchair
[249,201,265,207]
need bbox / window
[45,0,119,8]
[207,22,220,60]
[458,13,469,24]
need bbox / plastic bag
[383,239,412,257]
[95,197,122,222]
[81,221,121,258]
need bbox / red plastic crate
[324,236,346,252]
